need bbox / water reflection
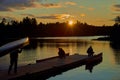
[24,39,38,49]
[0,37,120,80]
[85,58,103,73]
[24,38,90,56]
[110,42,120,50]
[25,38,89,49]
[110,42,120,64]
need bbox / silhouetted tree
[110,16,120,43]
[115,16,120,25]
[0,18,6,27]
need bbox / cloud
[80,14,86,17]
[88,7,95,11]
[79,6,95,11]
[65,1,76,6]
[37,15,59,19]
[112,13,120,16]
[37,14,71,19]
[112,4,120,11]
[21,13,72,20]
[40,3,61,8]
[0,0,61,11]
[80,6,85,9]
[95,18,108,22]
[0,7,12,11]
[21,14,35,17]
[0,0,37,11]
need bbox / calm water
[0,36,120,80]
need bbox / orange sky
[0,0,120,26]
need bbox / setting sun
[68,20,74,26]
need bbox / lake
[0,36,120,80]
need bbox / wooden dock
[0,53,102,80]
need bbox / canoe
[0,37,29,57]
[86,52,103,63]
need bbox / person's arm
[18,48,22,53]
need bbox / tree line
[0,16,120,45]
[110,16,120,43]
[0,17,112,37]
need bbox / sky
[0,0,120,26]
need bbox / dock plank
[0,54,100,80]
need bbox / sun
[68,20,74,26]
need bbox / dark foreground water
[0,36,120,80]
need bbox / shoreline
[93,36,110,41]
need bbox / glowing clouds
[0,0,62,11]
[38,14,71,20]
[80,14,86,17]
[65,1,76,6]
[112,4,120,12]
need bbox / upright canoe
[0,37,29,57]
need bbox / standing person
[87,46,94,56]
[58,48,66,58]
[8,48,22,74]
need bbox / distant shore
[93,36,110,41]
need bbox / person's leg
[88,53,90,56]
[14,59,18,74]
[8,60,14,74]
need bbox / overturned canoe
[0,37,29,57]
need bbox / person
[58,48,66,59]
[87,46,94,56]
[8,48,22,74]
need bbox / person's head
[58,48,61,50]
[89,46,92,48]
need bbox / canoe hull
[0,37,29,57]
